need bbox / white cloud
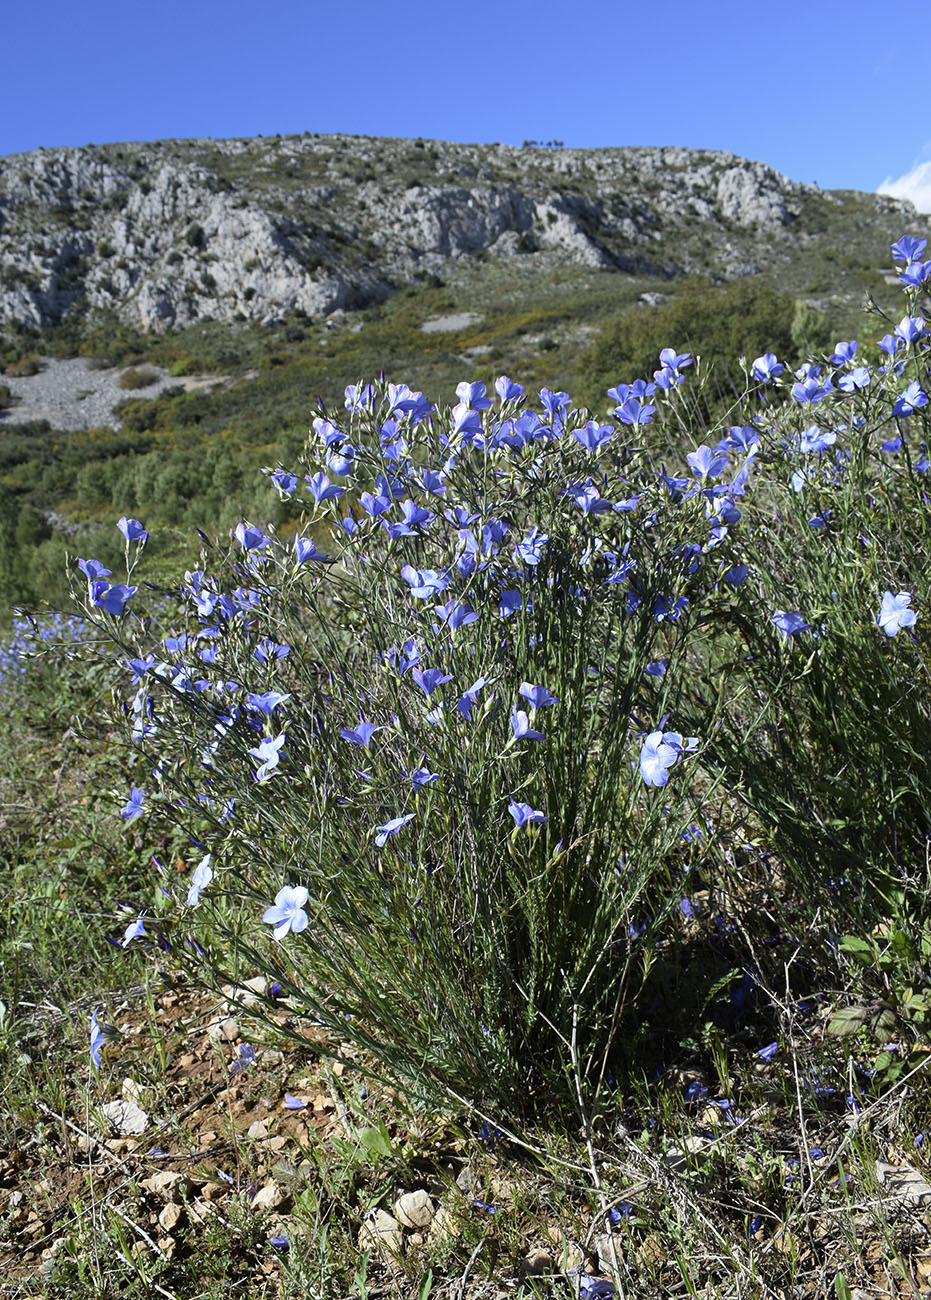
[878,161,931,214]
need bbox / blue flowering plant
[72,234,931,1116]
[77,369,741,1116]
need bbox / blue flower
[508,800,547,828]
[339,716,383,747]
[565,481,611,514]
[294,536,330,563]
[121,914,147,947]
[893,382,928,417]
[401,565,450,599]
[751,353,784,382]
[511,710,544,742]
[772,610,812,638]
[90,1009,104,1069]
[233,523,269,551]
[90,1008,118,1069]
[249,733,286,779]
[615,396,656,426]
[514,527,548,567]
[457,677,488,720]
[891,235,927,263]
[121,787,146,821]
[412,667,453,696]
[639,731,696,787]
[573,421,614,452]
[434,600,479,632]
[187,854,213,906]
[79,558,113,583]
[118,516,148,544]
[687,445,728,479]
[374,813,415,847]
[456,380,492,410]
[877,590,916,637]
[410,767,440,787]
[306,472,344,504]
[495,375,524,402]
[247,690,290,716]
[518,682,559,709]
[91,582,137,616]
[894,315,925,345]
[262,885,309,940]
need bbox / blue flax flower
[249,733,286,779]
[513,527,548,566]
[375,813,415,847]
[412,667,453,696]
[457,677,488,720]
[187,854,213,906]
[519,682,559,708]
[511,710,544,742]
[118,516,148,544]
[121,786,146,821]
[121,914,147,947]
[772,611,812,638]
[91,582,137,616]
[294,536,330,563]
[262,885,309,940]
[877,590,916,637]
[233,523,269,551]
[639,731,696,787]
[339,716,383,747]
[90,1009,105,1068]
[508,800,547,828]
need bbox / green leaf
[827,1005,871,1037]
[835,1273,852,1300]
[838,935,874,965]
[359,1121,393,1159]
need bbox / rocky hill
[0,134,921,334]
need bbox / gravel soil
[0,358,239,431]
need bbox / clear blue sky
[4,0,930,203]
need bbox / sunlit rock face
[0,133,916,332]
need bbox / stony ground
[0,358,246,431]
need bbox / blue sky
[4,0,930,207]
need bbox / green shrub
[118,365,160,390]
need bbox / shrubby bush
[73,235,931,1122]
[578,277,832,419]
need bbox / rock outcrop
[0,134,918,333]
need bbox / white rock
[251,1181,286,1211]
[358,1209,403,1259]
[141,1170,186,1202]
[393,1189,435,1229]
[99,1100,149,1136]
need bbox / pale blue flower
[262,885,309,940]
[187,854,213,906]
[639,731,696,787]
[375,813,415,847]
[511,710,544,741]
[121,915,147,947]
[121,786,146,821]
[519,682,559,709]
[877,590,916,637]
[249,733,286,779]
